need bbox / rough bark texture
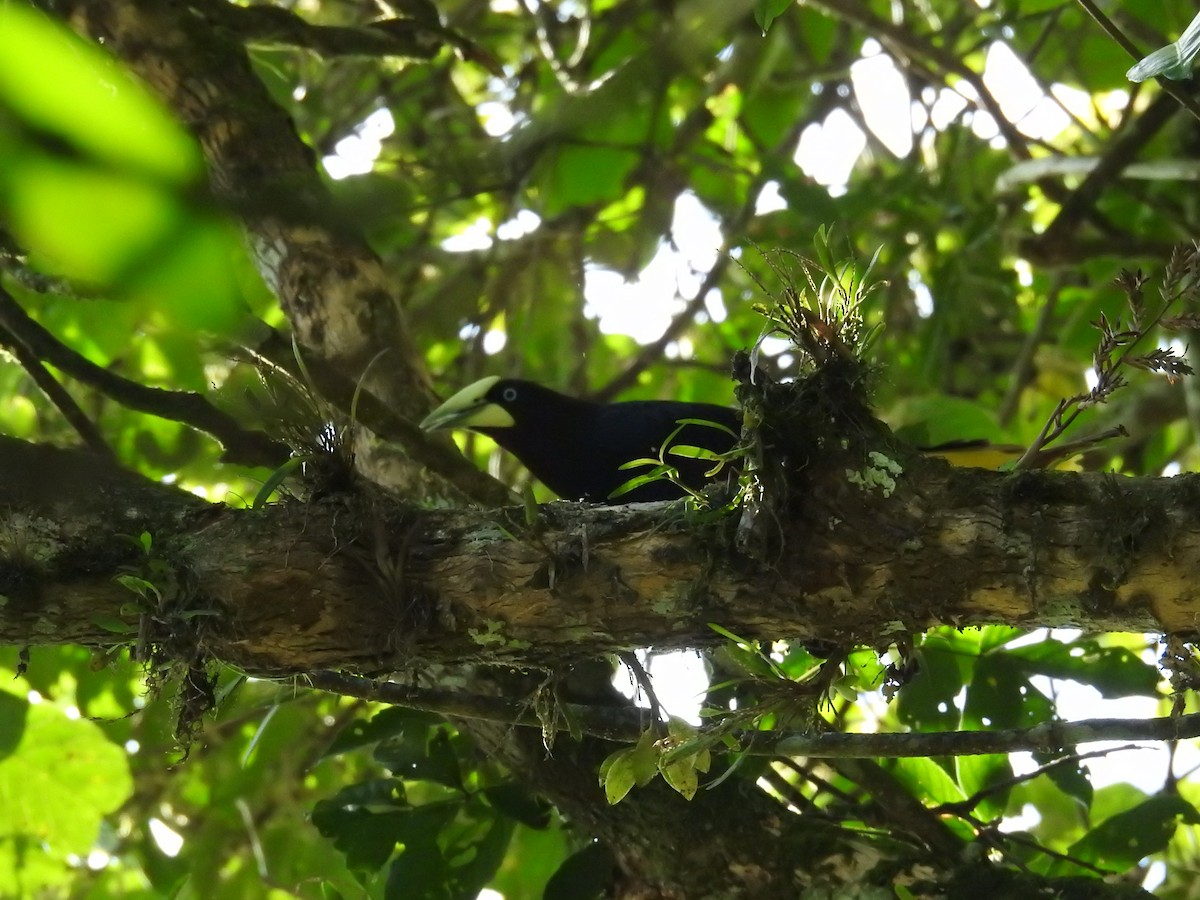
[0,429,1193,670]
[0,437,1168,898]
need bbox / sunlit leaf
[0,4,200,182]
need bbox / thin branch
[771,714,1200,758]
[997,276,1066,427]
[1075,0,1200,123]
[1036,92,1183,257]
[307,670,1200,759]
[0,323,112,456]
[0,285,288,468]
[618,651,665,731]
[0,237,107,300]
[194,0,441,60]
[937,746,1117,818]
[305,670,648,743]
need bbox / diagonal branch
[1075,0,1200,123]
[245,324,515,505]
[0,285,287,467]
[0,320,112,456]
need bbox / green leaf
[600,749,638,805]
[673,417,739,437]
[0,690,28,761]
[1127,11,1200,82]
[441,816,514,899]
[539,145,640,216]
[0,698,133,858]
[1065,794,1200,872]
[375,729,463,790]
[889,395,1006,450]
[314,782,465,876]
[253,455,308,509]
[887,757,965,806]
[379,811,453,899]
[978,625,1024,652]
[326,707,445,758]
[7,160,182,284]
[963,654,1053,731]
[753,0,793,34]
[113,574,162,604]
[617,457,664,470]
[608,464,675,498]
[895,635,971,731]
[90,615,137,635]
[0,4,200,182]
[483,784,553,829]
[956,753,1013,821]
[667,444,722,461]
[1031,749,1093,809]
[660,757,699,800]
[1008,639,1161,699]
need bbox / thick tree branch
[1,430,1196,673]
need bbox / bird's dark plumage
[421,377,739,502]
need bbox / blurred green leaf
[0,4,200,182]
[0,696,133,888]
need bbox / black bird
[420,376,740,502]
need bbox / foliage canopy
[4,0,1200,897]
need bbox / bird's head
[420,376,530,433]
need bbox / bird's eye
[502,387,518,402]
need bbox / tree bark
[0,431,1191,674]
[42,0,510,504]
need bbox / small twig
[972,814,1112,877]
[937,746,1121,818]
[1014,250,1198,470]
[618,651,666,733]
[773,713,1200,758]
[997,277,1065,427]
